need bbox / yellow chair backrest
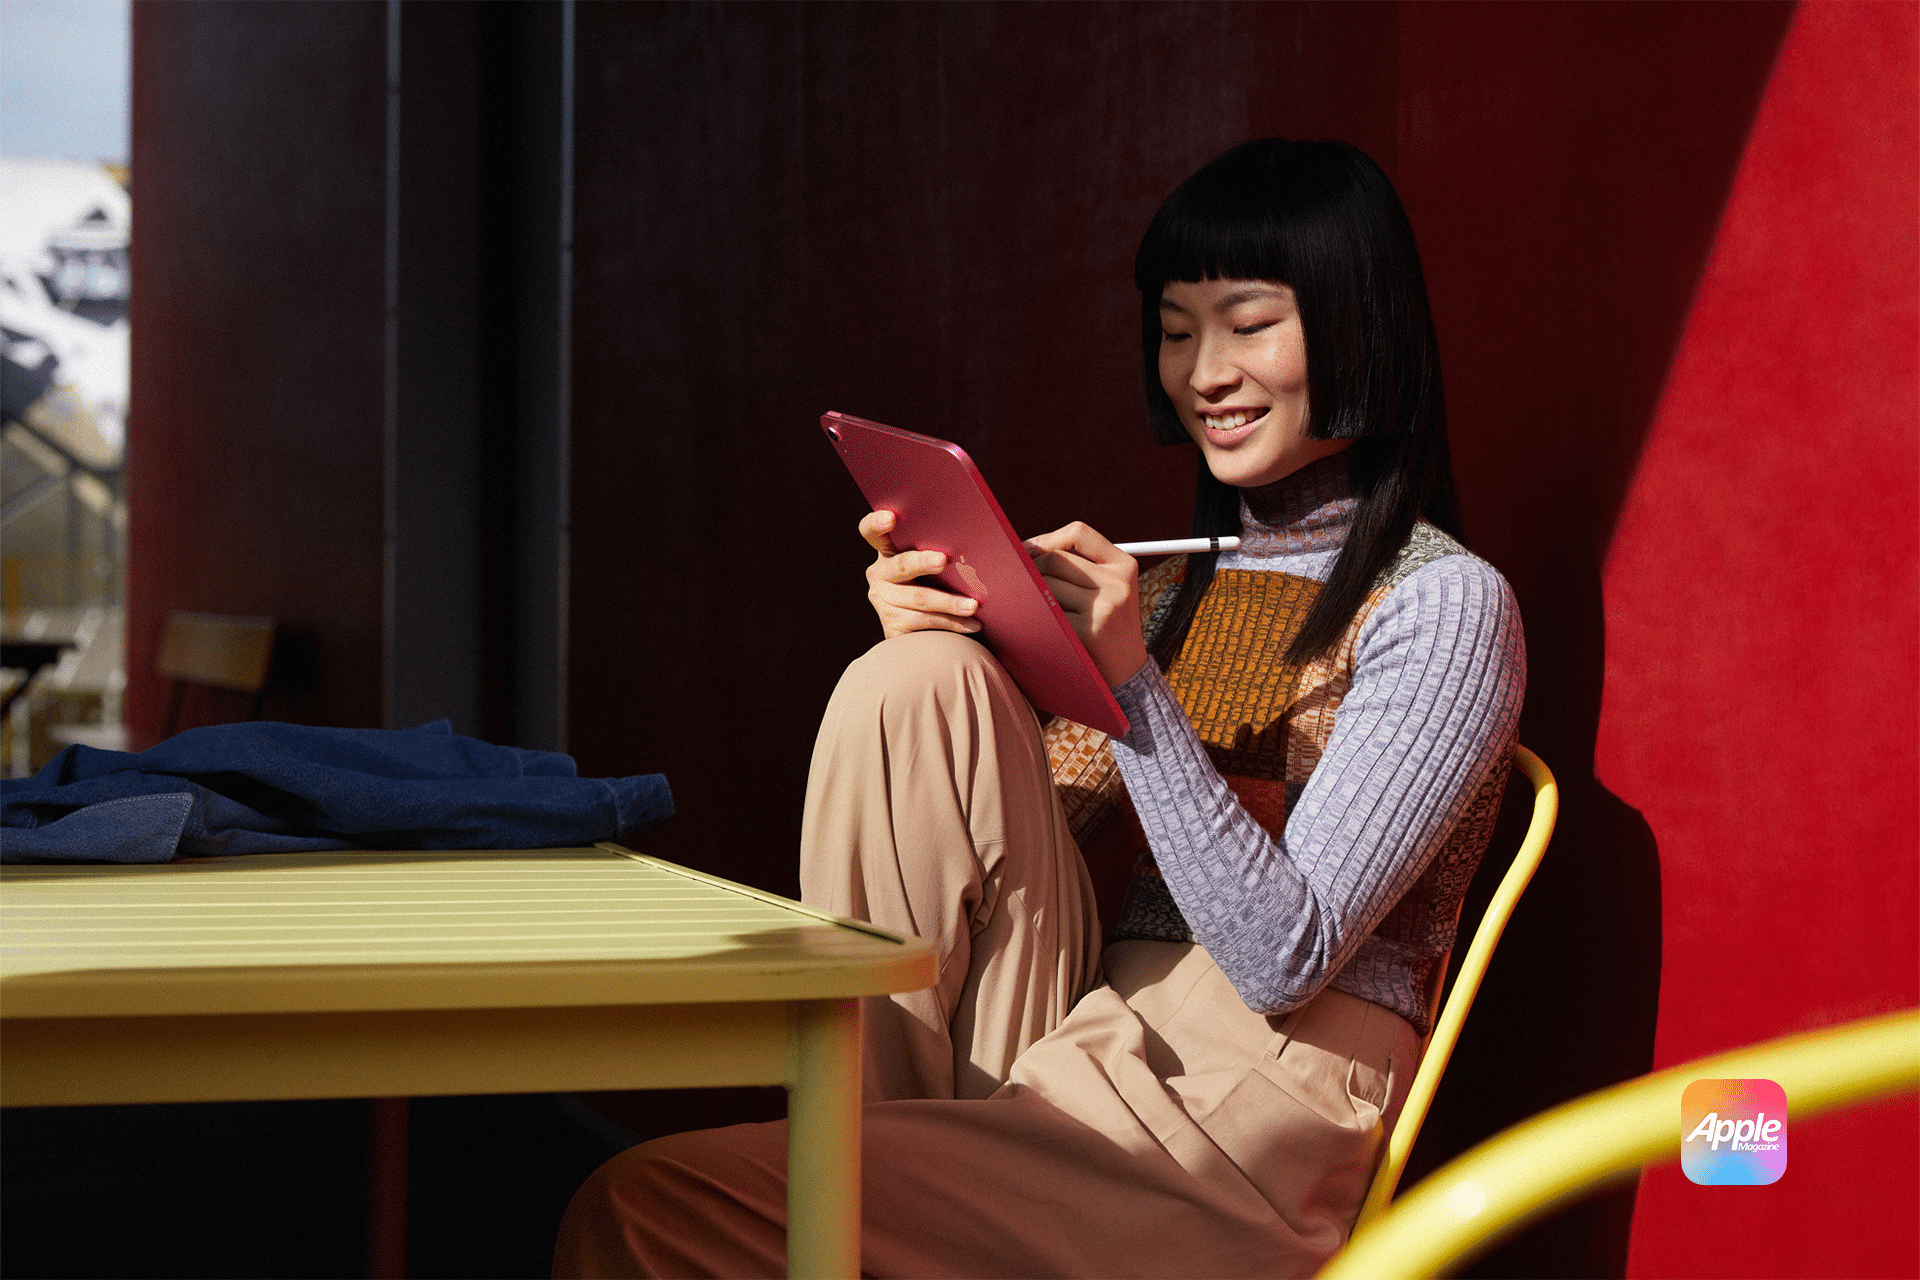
[1323,1007,1920,1278]
[156,611,275,692]
[1354,744,1559,1229]
[156,611,275,737]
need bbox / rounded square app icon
[1682,1078,1787,1185]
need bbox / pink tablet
[822,411,1129,738]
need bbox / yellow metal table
[0,843,937,1279]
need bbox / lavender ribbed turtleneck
[1234,451,1357,558]
[1104,455,1526,1032]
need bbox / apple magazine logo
[1682,1078,1787,1185]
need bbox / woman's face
[1156,278,1351,489]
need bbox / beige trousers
[798,631,1105,1103]
[555,632,1419,1279]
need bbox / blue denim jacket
[1,720,673,864]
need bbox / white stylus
[1113,536,1241,556]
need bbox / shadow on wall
[1391,5,1799,1275]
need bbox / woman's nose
[1190,335,1240,395]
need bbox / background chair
[1355,744,1559,1229]
[1322,1007,1920,1279]
[155,610,275,739]
[41,610,275,756]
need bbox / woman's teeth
[1206,409,1264,430]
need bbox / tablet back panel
[822,412,1129,738]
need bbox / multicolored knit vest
[1043,465,1510,1031]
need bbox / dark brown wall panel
[127,0,387,741]
[567,0,1398,891]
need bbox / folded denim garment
[1,720,673,864]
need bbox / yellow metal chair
[156,610,276,738]
[1321,1007,1920,1278]
[1354,744,1559,1229]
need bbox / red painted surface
[1392,5,1797,1271]
[1595,4,1919,1276]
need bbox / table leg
[367,1096,409,1279]
[785,997,862,1280]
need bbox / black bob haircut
[1134,138,1465,669]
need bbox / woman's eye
[1234,321,1275,337]
[1160,330,1192,344]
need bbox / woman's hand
[1025,522,1149,687]
[860,510,983,640]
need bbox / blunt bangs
[1134,137,1463,671]
[1135,139,1440,451]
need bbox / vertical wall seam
[555,0,575,752]
[380,0,402,730]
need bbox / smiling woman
[555,139,1524,1280]
[1155,278,1346,490]
[1136,139,1463,672]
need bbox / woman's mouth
[1199,407,1268,444]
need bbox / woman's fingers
[859,509,900,557]
[1037,567,1097,611]
[1025,522,1137,601]
[1023,520,1126,564]
[1031,549,1105,594]
[859,512,982,638]
[862,513,956,591]
[869,546,947,586]
[867,566,982,637]
[1026,522,1148,687]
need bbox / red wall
[1391,4,1799,1270]
[1392,5,1918,1273]
[1594,5,1919,1276]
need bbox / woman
[555,138,1523,1279]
